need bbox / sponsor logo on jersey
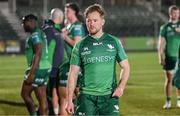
[83,56,115,64]
[78,112,85,115]
[34,78,44,83]
[93,42,103,46]
[81,47,91,55]
[83,47,89,51]
[172,24,177,28]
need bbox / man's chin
[89,31,97,35]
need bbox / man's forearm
[118,61,130,90]
[64,35,75,47]
[67,71,78,102]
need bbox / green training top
[160,21,180,57]
[25,28,51,69]
[48,40,69,68]
[65,21,86,60]
[70,33,128,96]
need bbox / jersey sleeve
[31,32,42,45]
[70,41,81,66]
[159,25,166,37]
[73,24,83,37]
[115,38,128,62]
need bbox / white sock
[54,107,59,115]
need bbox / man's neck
[70,17,78,24]
[91,30,104,39]
[170,19,179,23]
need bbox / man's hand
[112,87,124,97]
[66,101,74,115]
[24,73,34,85]
[175,27,180,33]
[62,28,68,38]
[159,57,165,66]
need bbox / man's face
[65,7,75,21]
[86,11,104,35]
[170,9,180,21]
[22,21,32,32]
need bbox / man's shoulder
[104,33,120,42]
[160,23,170,29]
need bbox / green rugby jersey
[25,28,51,69]
[65,21,86,60]
[160,21,180,57]
[48,40,69,68]
[70,33,128,96]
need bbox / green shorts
[58,64,82,87]
[24,69,49,87]
[163,56,177,71]
[58,63,69,87]
[75,94,119,115]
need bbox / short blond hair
[84,4,105,18]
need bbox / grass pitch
[0,52,180,115]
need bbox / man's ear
[102,19,105,26]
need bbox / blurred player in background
[66,4,130,115]
[42,8,64,115]
[158,5,180,109]
[21,14,51,115]
[61,2,87,110]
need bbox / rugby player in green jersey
[62,2,87,109]
[158,5,180,109]
[63,3,86,58]
[21,14,51,115]
[66,4,130,115]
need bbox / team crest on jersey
[107,44,115,52]
[107,44,114,49]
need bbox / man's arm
[158,36,166,66]
[25,44,42,85]
[63,31,81,47]
[66,65,80,114]
[112,59,130,97]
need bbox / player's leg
[21,82,36,115]
[58,86,68,115]
[58,64,69,115]
[163,57,177,109]
[164,70,173,108]
[46,80,54,115]
[33,69,49,115]
[21,69,36,115]
[34,85,48,115]
[52,88,59,115]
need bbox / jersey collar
[89,33,106,41]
